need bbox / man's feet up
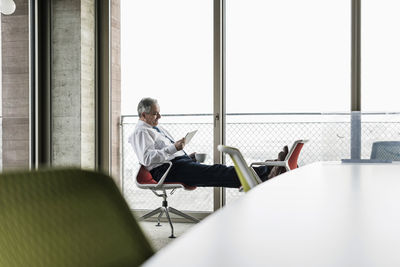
[267,145,289,179]
[277,145,289,161]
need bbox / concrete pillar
[1,0,30,170]
[81,0,95,169]
[111,0,121,182]
[51,0,95,169]
[51,0,121,179]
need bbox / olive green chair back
[0,168,154,267]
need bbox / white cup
[195,153,207,163]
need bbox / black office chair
[370,141,400,161]
[0,168,154,267]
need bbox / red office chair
[250,139,308,173]
[286,139,308,170]
[136,161,199,238]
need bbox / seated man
[129,97,288,188]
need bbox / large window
[120,0,400,211]
[121,0,213,115]
[361,0,400,112]
[225,0,351,202]
[121,0,214,212]
[226,0,350,113]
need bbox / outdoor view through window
[120,0,400,211]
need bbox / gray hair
[137,97,158,117]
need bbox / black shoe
[280,145,289,160]
[267,145,289,179]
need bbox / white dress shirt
[129,120,185,170]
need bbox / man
[129,97,288,188]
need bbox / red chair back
[288,142,305,170]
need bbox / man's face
[142,104,161,126]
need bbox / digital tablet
[184,130,198,145]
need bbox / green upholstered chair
[0,168,154,267]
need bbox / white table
[143,162,400,267]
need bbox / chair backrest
[286,140,308,170]
[218,145,262,192]
[370,141,400,161]
[0,168,154,267]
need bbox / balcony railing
[121,112,400,212]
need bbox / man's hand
[174,138,185,151]
[189,152,196,162]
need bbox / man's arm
[132,130,179,167]
[160,126,186,151]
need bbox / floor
[139,221,196,251]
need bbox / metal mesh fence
[121,113,400,211]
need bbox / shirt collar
[137,119,156,129]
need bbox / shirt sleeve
[132,129,177,167]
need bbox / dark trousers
[150,155,271,188]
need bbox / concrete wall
[1,0,119,177]
[81,0,95,169]
[111,0,121,182]
[52,0,120,179]
[51,0,95,169]
[1,0,30,170]
[51,0,82,166]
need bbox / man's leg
[150,156,272,188]
[166,156,241,188]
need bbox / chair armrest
[154,161,173,188]
[250,161,287,167]
[251,161,290,172]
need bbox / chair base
[140,202,200,238]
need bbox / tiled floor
[139,221,196,251]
